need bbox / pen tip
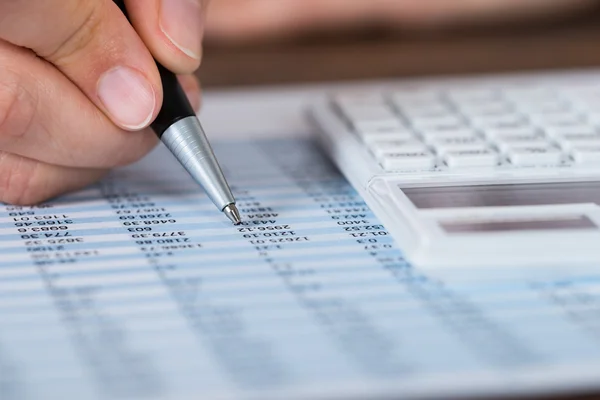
[223,204,242,225]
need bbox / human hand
[0,0,207,205]
[206,0,596,42]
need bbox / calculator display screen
[402,182,600,209]
[440,215,597,233]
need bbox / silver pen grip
[161,116,235,210]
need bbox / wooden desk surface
[198,10,600,88]
[197,11,600,400]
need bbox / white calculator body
[310,71,600,268]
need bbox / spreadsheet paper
[4,137,600,399]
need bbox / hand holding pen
[0,0,206,205]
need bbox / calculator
[310,71,600,268]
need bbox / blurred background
[194,4,600,399]
[197,0,600,88]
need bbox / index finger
[125,0,208,74]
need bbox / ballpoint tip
[223,204,242,225]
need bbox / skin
[205,0,598,43]
[0,0,207,205]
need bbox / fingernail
[97,67,156,130]
[160,0,203,60]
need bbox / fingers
[0,40,201,168]
[0,151,107,206]
[125,0,208,73]
[0,0,162,131]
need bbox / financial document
[4,85,600,399]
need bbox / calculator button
[584,112,600,125]
[409,115,465,131]
[507,145,565,166]
[515,100,570,114]
[556,136,600,151]
[351,118,405,131]
[481,126,539,139]
[571,146,600,165]
[369,140,428,158]
[575,102,600,116]
[561,132,600,141]
[529,112,585,127]
[543,125,598,138]
[494,137,549,153]
[338,103,403,131]
[379,151,437,171]
[418,127,477,141]
[429,136,486,154]
[444,148,500,168]
[469,113,527,129]
[356,127,414,144]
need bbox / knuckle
[0,68,36,143]
[44,1,104,64]
[0,152,42,205]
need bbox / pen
[113,0,241,225]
